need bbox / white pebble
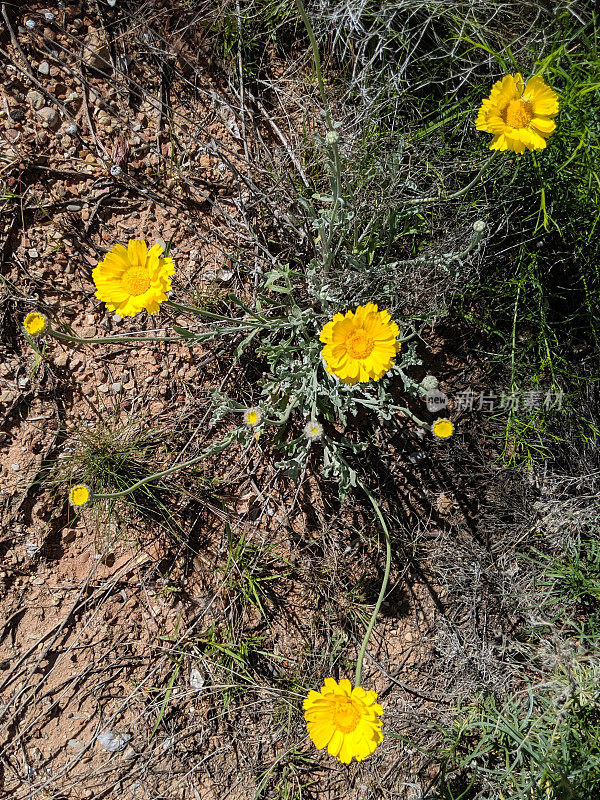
[98,731,131,753]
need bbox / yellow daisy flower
[319,303,401,385]
[23,312,48,336]
[303,677,383,764]
[92,239,175,318]
[243,407,262,427]
[69,484,92,507]
[432,418,454,439]
[476,72,559,153]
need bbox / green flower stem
[48,328,180,345]
[164,299,272,328]
[355,483,392,686]
[294,0,333,130]
[391,405,430,429]
[407,150,499,206]
[322,141,343,278]
[226,294,270,324]
[93,433,235,500]
[263,398,296,426]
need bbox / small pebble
[112,314,122,323]
[11,463,20,471]
[190,668,205,689]
[67,739,84,749]
[26,90,45,110]
[66,204,81,211]
[98,731,131,753]
[111,382,122,394]
[38,61,50,76]
[28,248,39,258]
[98,383,109,393]
[37,107,59,128]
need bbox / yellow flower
[69,484,91,507]
[92,239,175,317]
[432,418,454,439]
[303,678,383,764]
[476,73,559,153]
[243,407,262,427]
[23,312,48,336]
[319,303,400,385]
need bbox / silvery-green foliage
[202,126,469,497]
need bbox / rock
[11,463,20,471]
[26,90,45,110]
[38,61,50,75]
[122,745,136,760]
[25,540,39,558]
[66,204,81,211]
[97,731,131,753]
[54,352,69,368]
[111,382,122,394]
[67,739,84,749]
[84,28,110,70]
[36,107,59,129]
[9,108,25,122]
[190,667,205,689]
[28,248,39,258]
[98,384,109,393]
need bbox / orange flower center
[331,696,361,733]
[502,98,534,129]
[122,265,150,296]
[346,329,374,359]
